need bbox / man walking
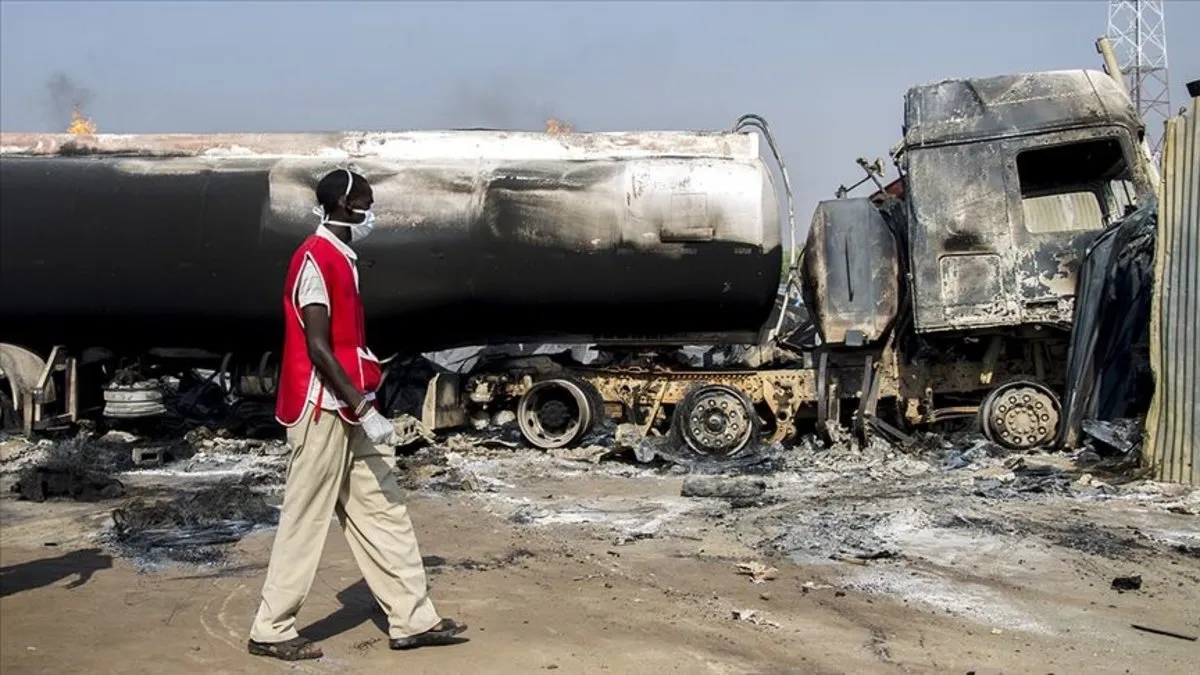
[247,168,465,661]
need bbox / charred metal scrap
[1061,199,1157,448]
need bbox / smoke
[438,72,581,132]
[428,32,679,133]
[45,71,94,128]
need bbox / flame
[545,118,572,135]
[66,106,97,135]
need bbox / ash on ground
[1,421,290,570]
[3,429,144,503]
[387,419,1199,636]
[3,407,1197,636]
[105,480,279,569]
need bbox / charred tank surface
[0,130,783,355]
[800,198,900,347]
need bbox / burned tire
[671,383,760,460]
[516,376,602,450]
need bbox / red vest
[275,234,382,427]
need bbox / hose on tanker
[732,114,801,343]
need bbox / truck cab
[798,69,1158,450]
[899,69,1155,333]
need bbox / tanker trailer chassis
[417,332,1069,459]
[0,342,283,437]
[419,346,905,459]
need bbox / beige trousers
[249,410,441,643]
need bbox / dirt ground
[2,431,1199,675]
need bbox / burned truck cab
[900,69,1153,334]
[891,69,1157,448]
[799,69,1156,450]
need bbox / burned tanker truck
[0,68,1154,459]
[417,68,1155,457]
[0,119,785,434]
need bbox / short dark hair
[315,168,369,216]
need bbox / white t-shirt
[294,226,370,411]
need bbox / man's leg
[336,426,464,647]
[248,412,350,655]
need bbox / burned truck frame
[428,69,1156,457]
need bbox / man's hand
[360,408,397,445]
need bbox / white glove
[360,408,397,445]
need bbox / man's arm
[301,304,367,413]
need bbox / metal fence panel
[1145,95,1200,485]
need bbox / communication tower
[1106,0,1171,163]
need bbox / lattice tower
[1106,0,1171,163]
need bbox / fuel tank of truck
[0,129,782,355]
[800,198,900,347]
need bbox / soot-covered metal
[899,70,1154,334]
[0,131,782,355]
[800,197,901,347]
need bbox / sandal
[389,618,468,650]
[247,636,324,661]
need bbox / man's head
[314,168,376,243]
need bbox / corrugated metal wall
[1144,95,1200,485]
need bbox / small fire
[545,118,572,135]
[66,106,97,135]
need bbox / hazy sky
[2,0,1197,224]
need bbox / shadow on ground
[0,548,113,597]
[300,560,469,648]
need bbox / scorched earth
[1,421,1197,675]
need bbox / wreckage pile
[3,429,138,503]
[1,405,1195,577]
[109,482,279,566]
[0,419,292,568]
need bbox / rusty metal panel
[1145,95,1200,485]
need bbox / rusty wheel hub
[982,384,1060,450]
[517,379,594,450]
[682,387,753,457]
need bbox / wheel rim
[980,381,1061,450]
[680,385,755,458]
[517,379,593,450]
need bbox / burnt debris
[109,481,279,566]
[12,464,124,503]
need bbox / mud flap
[421,373,466,432]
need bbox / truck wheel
[979,379,1062,450]
[517,377,602,450]
[671,383,760,460]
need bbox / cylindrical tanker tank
[0,129,783,356]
